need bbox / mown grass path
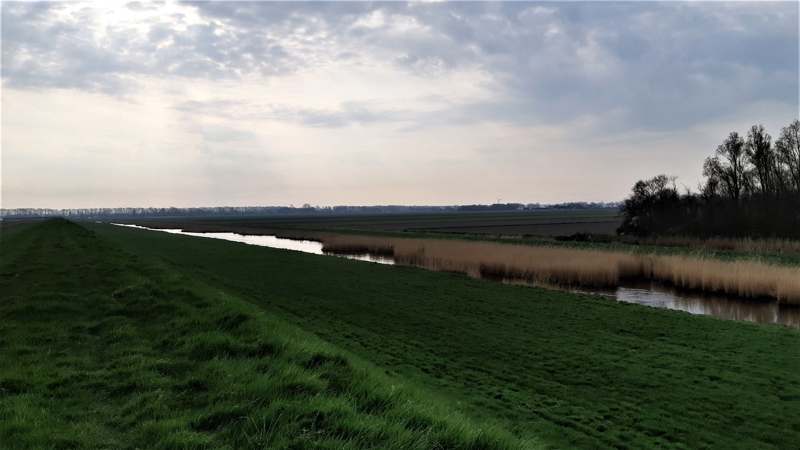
[0,220,523,449]
[89,222,800,449]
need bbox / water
[574,283,799,328]
[110,223,799,328]
[109,223,395,265]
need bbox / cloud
[3,2,796,130]
[2,1,798,208]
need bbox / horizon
[1,200,622,215]
[2,1,799,209]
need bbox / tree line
[1,202,620,220]
[619,119,800,238]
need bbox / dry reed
[291,232,800,305]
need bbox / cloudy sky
[2,1,798,208]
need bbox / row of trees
[456,202,619,212]
[1,205,453,219]
[1,202,621,220]
[619,119,800,238]
[703,121,800,199]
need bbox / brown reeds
[644,254,800,303]
[391,239,628,288]
[295,233,800,305]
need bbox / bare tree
[776,119,800,192]
[702,156,723,198]
[745,124,776,194]
[712,132,749,201]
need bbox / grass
[0,219,526,449]
[87,221,800,449]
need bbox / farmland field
[84,220,800,449]
[126,209,623,237]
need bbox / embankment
[0,219,525,449]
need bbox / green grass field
[0,220,524,449]
[3,220,799,449]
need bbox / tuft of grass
[0,219,529,450]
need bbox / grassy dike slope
[88,222,800,449]
[0,220,525,450]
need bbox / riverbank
[108,223,800,326]
[115,221,800,304]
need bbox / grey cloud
[389,2,798,129]
[1,2,303,93]
[3,1,797,130]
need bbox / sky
[1,1,798,209]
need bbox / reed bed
[308,233,800,305]
[392,239,629,288]
[646,255,800,303]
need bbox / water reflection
[575,283,799,328]
[110,223,394,265]
[109,223,798,328]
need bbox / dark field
[126,209,622,238]
[84,221,800,449]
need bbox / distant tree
[702,156,723,198]
[618,174,683,236]
[708,132,749,201]
[745,124,776,194]
[776,119,800,192]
